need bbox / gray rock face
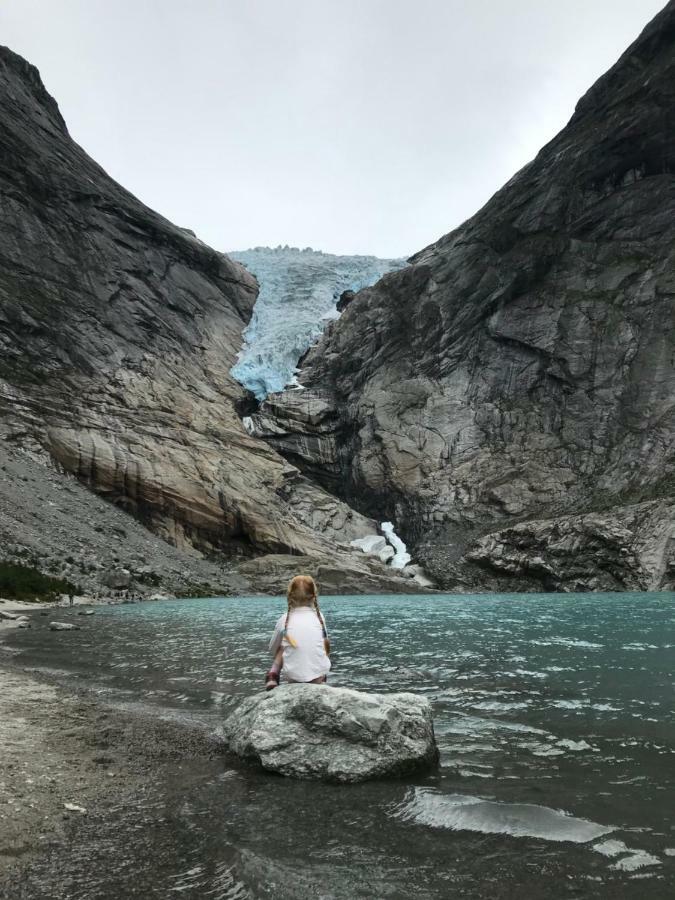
[0,46,405,590]
[49,621,79,631]
[462,500,675,593]
[255,5,675,591]
[237,553,424,596]
[222,684,438,782]
[102,569,132,590]
[0,441,253,599]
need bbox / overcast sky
[0,1,665,258]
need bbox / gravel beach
[0,621,228,899]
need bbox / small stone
[63,803,87,814]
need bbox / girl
[265,575,330,689]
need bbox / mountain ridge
[0,44,416,595]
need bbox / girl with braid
[265,575,330,689]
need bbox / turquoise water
[5,592,675,898]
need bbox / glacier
[230,246,421,576]
[229,246,405,400]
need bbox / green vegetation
[0,560,80,602]
[136,570,161,586]
[176,582,222,598]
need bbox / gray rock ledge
[222,684,438,782]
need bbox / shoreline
[0,647,226,895]
[0,592,176,638]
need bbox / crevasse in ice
[229,246,405,400]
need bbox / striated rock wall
[249,3,675,591]
[443,501,675,594]
[0,45,401,587]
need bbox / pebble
[63,802,87,814]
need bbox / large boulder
[222,684,438,782]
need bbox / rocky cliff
[248,2,675,591]
[0,46,414,595]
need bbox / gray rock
[49,621,80,631]
[464,500,675,593]
[0,46,398,591]
[222,684,438,782]
[237,554,426,596]
[255,5,675,593]
[404,565,435,589]
[103,569,132,590]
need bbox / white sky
[0,1,665,258]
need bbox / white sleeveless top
[269,606,331,683]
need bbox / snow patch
[350,534,395,564]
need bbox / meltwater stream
[4,592,675,898]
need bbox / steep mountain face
[248,2,675,591]
[0,45,413,593]
[230,246,404,400]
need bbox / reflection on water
[393,789,613,843]
[4,592,675,898]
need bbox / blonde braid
[283,595,298,647]
[313,595,330,655]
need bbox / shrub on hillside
[0,560,80,602]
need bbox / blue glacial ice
[230,246,405,401]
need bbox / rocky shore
[0,655,226,898]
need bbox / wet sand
[0,666,119,877]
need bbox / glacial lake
[5,592,675,898]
